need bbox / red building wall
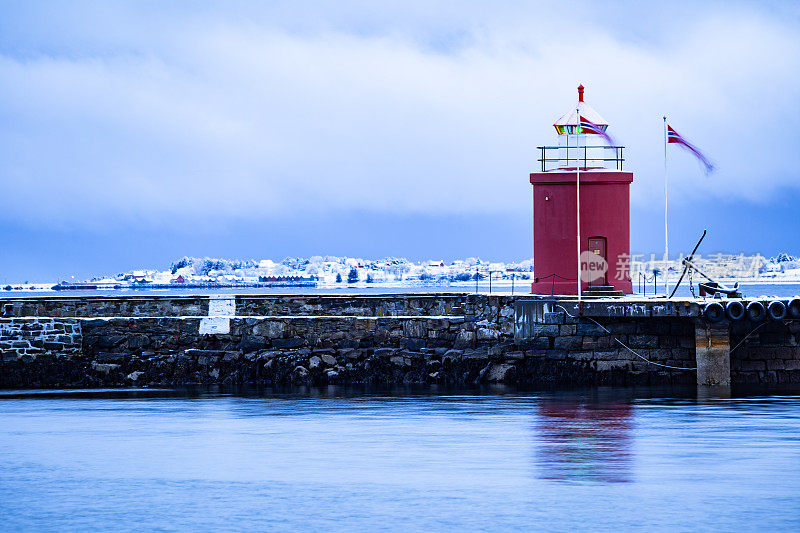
[530,170,634,295]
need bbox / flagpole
[663,116,669,296]
[576,108,581,302]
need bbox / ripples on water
[1,386,799,531]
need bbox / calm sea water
[1,387,799,531]
[6,281,800,299]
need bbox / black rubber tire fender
[725,300,745,321]
[788,298,800,319]
[767,301,787,321]
[704,302,724,323]
[746,301,766,322]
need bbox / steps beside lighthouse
[582,286,624,297]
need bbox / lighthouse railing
[537,145,625,172]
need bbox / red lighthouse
[530,85,633,295]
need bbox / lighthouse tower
[530,85,633,295]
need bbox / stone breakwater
[0,294,799,388]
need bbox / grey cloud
[0,1,798,228]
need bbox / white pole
[576,108,582,301]
[663,116,669,295]
[532,186,535,264]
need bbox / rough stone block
[725,354,751,371]
[461,349,489,361]
[543,312,565,325]
[595,350,624,361]
[476,328,500,341]
[402,321,427,338]
[524,350,546,358]
[606,322,636,335]
[553,336,583,350]
[628,335,659,348]
[678,336,695,349]
[126,371,145,382]
[253,321,285,339]
[670,321,693,336]
[91,362,120,374]
[671,348,694,361]
[532,336,551,349]
[95,353,126,363]
[488,343,513,356]
[595,360,629,371]
[533,325,559,337]
[582,336,615,349]
[338,339,360,350]
[637,322,671,336]
[453,330,475,349]
[179,320,201,334]
[766,359,797,371]
[658,335,678,348]
[42,342,64,351]
[487,363,516,383]
[272,338,305,349]
[559,325,576,336]
[646,348,673,361]
[400,337,425,351]
[759,332,787,346]
[576,323,606,336]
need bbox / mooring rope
[728,321,771,354]
[554,304,697,371]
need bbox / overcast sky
[1,1,799,282]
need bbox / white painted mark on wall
[199,296,236,335]
[208,297,236,317]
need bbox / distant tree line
[170,257,257,276]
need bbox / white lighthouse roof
[553,85,608,128]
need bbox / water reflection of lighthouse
[535,394,633,483]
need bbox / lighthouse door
[587,237,608,286]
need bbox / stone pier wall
[1,296,209,318]
[0,319,82,361]
[0,295,472,319]
[0,294,799,388]
[730,319,800,386]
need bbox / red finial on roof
[578,84,585,102]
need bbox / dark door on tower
[587,236,607,286]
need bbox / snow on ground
[4,253,800,291]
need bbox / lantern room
[530,85,633,295]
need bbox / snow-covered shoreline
[4,253,800,293]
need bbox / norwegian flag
[667,125,714,174]
[579,115,616,147]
